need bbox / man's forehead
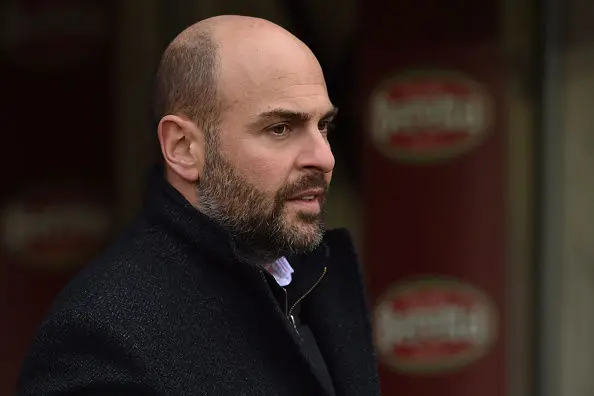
[219,68,330,116]
[239,85,333,120]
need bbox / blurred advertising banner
[358,1,507,394]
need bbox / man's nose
[296,129,335,173]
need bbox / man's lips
[287,188,325,201]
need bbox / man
[17,15,380,396]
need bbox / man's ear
[157,114,205,182]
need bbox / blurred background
[0,0,592,395]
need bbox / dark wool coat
[17,170,381,396]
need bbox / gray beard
[196,142,327,265]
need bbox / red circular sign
[373,277,498,374]
[369,70,493,163]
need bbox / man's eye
[269,124,290,136]
[319,120,335,134]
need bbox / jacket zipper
[283,288,297,334]
[286,266,328,333]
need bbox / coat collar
[141,164,337,271]
[141,165,242,266]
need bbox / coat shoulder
[42,219,210,336]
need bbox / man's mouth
[288,189,325,202]
[284,189,325,214]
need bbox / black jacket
[17,170,381,396]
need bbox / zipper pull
[283,287,300,336]
[289,314,300,335]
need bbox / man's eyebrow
[252,106,339,125]
[322,107,339,120]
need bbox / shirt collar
[264,256,294,286]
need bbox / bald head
[153,15,321,131]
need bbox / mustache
[278,173,328,201]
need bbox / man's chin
[284,208,322,228]
[284,222,324,252]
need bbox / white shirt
[263,256,294,286]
